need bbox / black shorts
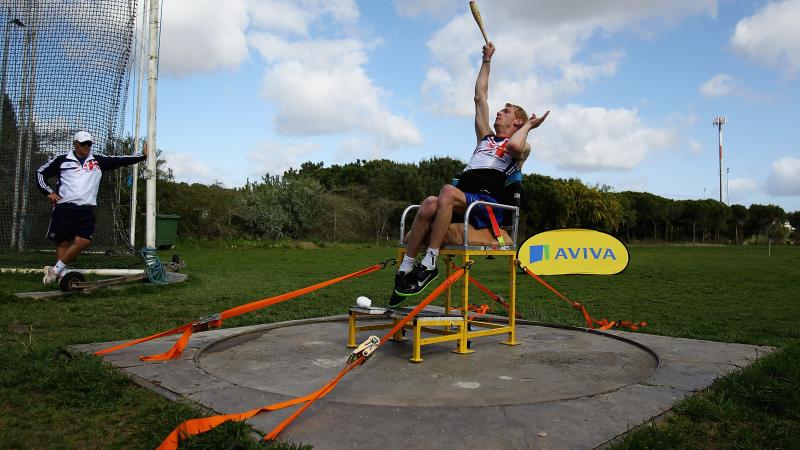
[46,204,95,243]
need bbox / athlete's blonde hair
[505,103,528,123]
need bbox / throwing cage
[0,0,139,268]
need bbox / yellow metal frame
[346,246,518,363]
[347,313,406,348]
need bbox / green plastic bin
[155,214,180,249]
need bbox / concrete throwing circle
[197,319,658,408]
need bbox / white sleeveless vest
[464,135,520,176]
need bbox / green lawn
[1,243,798,449]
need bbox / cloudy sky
[134,0,800,212]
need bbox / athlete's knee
[438,184,455,195]
[419,196,438,218]
[438,185,463,206]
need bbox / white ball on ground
[356,296,372,308]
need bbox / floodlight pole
[145,0,159,248]
[714,116,726,204]
[726,167,730,206]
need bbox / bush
[239,175,324,240]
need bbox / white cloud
[728,177,758,194]
[301,0,359,23]
[697,74,769,101]
[417,2,715,172]
[249,33,369,68]
[422,1,717,116]
[490,1,717,28]
[612,176,651,193]
[250,34,421,148]
[153,0,419,152]
[246,142,321,177]
[731,0,800,76]
[766,157,800,196]
[688,139,703,153]
[699,73,773,101]
[154,0,363,78]
[336,137,387,163]
[163,152,217,183]
[393,0,458,19]
[249,0,359,36]
[726,177,758,206]
[699,74,736,97]
[249,1,316,36]
[158,0,250,77]
[533,105,677,171]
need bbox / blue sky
[132,0,800,212]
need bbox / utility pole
[714,116,726,204]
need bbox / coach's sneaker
[42,266,59,285]
[394,264,439,297]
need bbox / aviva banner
[518,229,629,275]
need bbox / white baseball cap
[73,131,93,143]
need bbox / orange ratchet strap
[449,262,522,319]
[157,267,468,450]
[96,263,386,361]
[520,265,646,331]
[456,303,491,320]
[484,205,505,245]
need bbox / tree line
[134,157,799,245]
[3,95,794,248]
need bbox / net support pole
[0,5,14,152]
[17,0,39,251]
[10,0,36,250]
[145,0,159,248]
[129,3,148,247]
[1,6,14,248]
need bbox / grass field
[1,243,799,449]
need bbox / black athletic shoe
[394,264,439,297]
[394,270,408,290]
[389,292,406,307]
[389,271,410,307]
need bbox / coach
[36,131,147,284]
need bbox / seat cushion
[404,223,512,247]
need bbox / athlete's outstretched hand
[527,110,550,129]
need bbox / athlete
[392,43,549,305]
[36,131,148,284]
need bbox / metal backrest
[400,172,523,250]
